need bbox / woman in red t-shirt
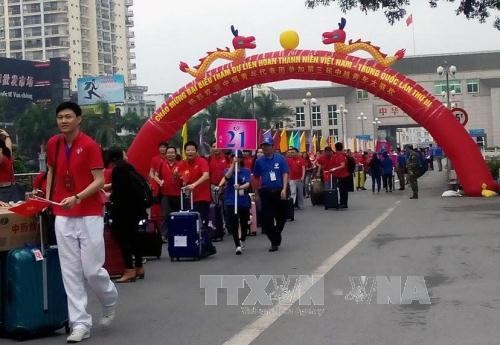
[0,130,17,203]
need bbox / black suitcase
[285,197,294,221]
[138,219,163,259]
[324,175,339,210]
[208,193,224,241]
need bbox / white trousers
[289,180,304,209]
[55,216,118,329]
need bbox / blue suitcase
[3,247,69,337]
[2,216,69,338]
[167,189,202,261]
[167,211,202,261]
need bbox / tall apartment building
[0,0,136,90]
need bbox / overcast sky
[133,0,499,94]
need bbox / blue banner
[77,75,125,105]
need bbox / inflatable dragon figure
[179,25,256,79]
[322,18,405,67]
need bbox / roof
[393,51,500,75]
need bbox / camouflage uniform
[406,150,420,198]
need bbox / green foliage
[254,93,292,129]
[486,157,500,179]
[14,104,57,158]
[305,0,500,30]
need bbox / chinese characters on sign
[376,105,406,118]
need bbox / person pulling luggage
[252,137,289,252]
[217,150,251,255]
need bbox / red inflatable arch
[128,50,496,196]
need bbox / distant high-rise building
[0,0,136,90]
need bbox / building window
[295,106,305,127]
[328,105,337,126]
[466,79,479,93]
[434,80,462,95]
[329,128,339,141]
[311,105,321,127]
[357,89,369,100]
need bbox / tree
[81,102,121,149]
[253,93,292,130]
[305,0,500,30]
[14,104,57,157]
[220,93,252,119]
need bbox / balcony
[128,62,136,70]
[129,52,136,59]
[126,10,133,17]
[125,19,134,27]
[130,73,137,80]
[127,41,135,49]
[127,31,135,38]
[125,0,133,6]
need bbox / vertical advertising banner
[77,75,125,105]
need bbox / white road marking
[222,203,399,345]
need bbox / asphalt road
[5,170,500,345]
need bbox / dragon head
[231,25,256,50]
[322,17,347,45]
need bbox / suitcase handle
[181,187,194,211]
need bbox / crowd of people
[0,100,444,343]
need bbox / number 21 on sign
[216,119,257,150]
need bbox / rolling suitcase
[285,197,294,221]
[103,224,126,278]
[167,189,210,261]
[208,193,224,241]
[310,178,324,206]
[324,174,339,210]
[138,219,163,259]
[2,214,69,338]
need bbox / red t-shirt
[150,155,165,173]
[243,156,254,170]
[317,154,336,172]
[46,132,104,217]
[178,156,211,202]
[104,166,113,184]
[332,152,350,178]
[160,160,182,196]
[286,156,306,180]
[208,154,229,185]
[0,156,13,184]
[33,171,47,195]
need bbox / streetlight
[302,91,317,150]
[437,61,457,109]
[335,104,348,144]
[372,117,382,141]
[357,112,368,135]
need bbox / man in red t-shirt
[329,142,350,209]
[208,142,229,202]
[286,147,306,209]
[178,141,216,255]
[148,141,168,200]
[159,145,182,230]
[45,102,117,342]
[316,147,336,183]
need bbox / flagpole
[412,20,416,55]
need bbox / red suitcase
[103,225,125,278]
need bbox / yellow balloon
[280,30,299,50]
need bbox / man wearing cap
[252,137,289,252]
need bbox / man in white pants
[286,147,306,209]
[46,102,118,343]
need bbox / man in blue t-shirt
[252,137,289,252]
[432,145,444,172]
[396,148,407,190]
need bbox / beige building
[273,50,500,149]
[0,0,136,89]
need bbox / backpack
[347,155,356,174]
[417,151,428,178]
[129,168,154,209]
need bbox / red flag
[406,14,413,26]
[8,198,51,217]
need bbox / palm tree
[254,93,292,129]
[220,93,252,119]
[82,102,121,149]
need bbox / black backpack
[347,155,356,174]
[129,169,154,209]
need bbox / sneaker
[240,241,246,250]
[268,246,279,252]
[67,326,90,343]
[100,305,116,327]
[235,246,242,255]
